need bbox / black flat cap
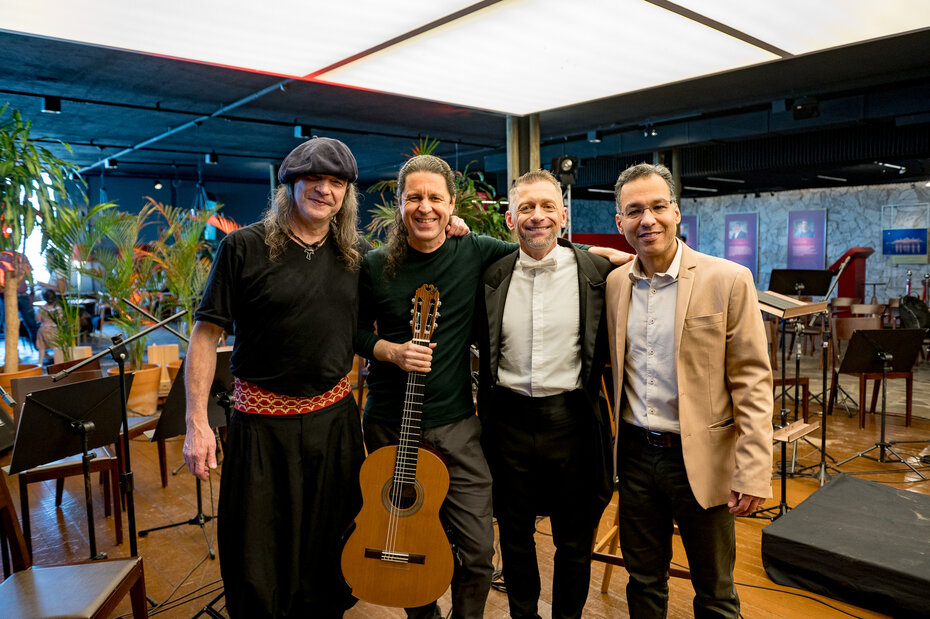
[278,137,358,184]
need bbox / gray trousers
[364,414,495,619]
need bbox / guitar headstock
[410,284,441,345]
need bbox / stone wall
[573,181,930,299]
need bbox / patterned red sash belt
[233,376,352,415]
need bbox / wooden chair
[886,297,900,329]
[147,344,180,396]
[6,369,123,554]
[0,474,148,618]
[827,316,913,429]
[829,297,861,316]
[3,451,122,556]
[849,303,886,319]
[772,376,809,422]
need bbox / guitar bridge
[364,548,427,565]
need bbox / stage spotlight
[792,97,819,120]
[205,151,219,165]
[650,127,658,137]
[154,180,164,190]
[551,156,579,185]
[41,96,61,114]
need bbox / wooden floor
[2,347,930,618]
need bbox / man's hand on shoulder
[446,215,470,238]
[588,246,635,266]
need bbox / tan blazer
[606,243,774,509]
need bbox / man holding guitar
[476,170,615,619]
[358,154,516,619]
[357,155,631,618]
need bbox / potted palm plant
[0,104,81,372]
[41,201,115,362]
[148,198,218,348]
[88,203,160,370]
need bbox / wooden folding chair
[0,473,148,618]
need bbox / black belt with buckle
[624,423,681,448]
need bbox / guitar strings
[386,365,426,559]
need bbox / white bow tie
[519,255,557,273]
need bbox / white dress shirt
[621,239,683,433]
[498,244,582,397]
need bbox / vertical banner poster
[787,209,827,269]
[724,212,758,281]
[679,215,698,250]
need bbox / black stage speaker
[762,474,930,617]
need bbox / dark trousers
[218,396,364,618]
[617,425,739,619]
[364,415,494,619]
[485,388,595,619]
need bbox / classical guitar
[342,283,454,608]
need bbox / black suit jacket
[476,238,614,525]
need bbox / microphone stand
[52,308,188,558]
[121,299,218,555]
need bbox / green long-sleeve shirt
[357,234,515,428]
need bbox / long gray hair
[261,182,361,270]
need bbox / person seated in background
[35,289,60,365]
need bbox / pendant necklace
[291,231,329,261]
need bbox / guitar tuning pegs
[409,319,414,326]
[410,297,415,303]
[435,312,441,318]
[410,308,414,315]
[437,301,441,307]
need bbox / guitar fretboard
[394,337,429,484]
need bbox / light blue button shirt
[621,240,683,433]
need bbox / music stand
[752,291,828,519]
[140,351,232,558]
[8,375,130,560]
[836,329,925,478]
[765,272,839,485]
[769,269,833,299]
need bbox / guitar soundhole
[381,479,424,514]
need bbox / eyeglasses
[621,201,675,221]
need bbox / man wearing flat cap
[184,137,369,617]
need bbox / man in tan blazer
[606,163,773,618]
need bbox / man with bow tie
[477,169,617,619]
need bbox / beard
[519,227,558,251]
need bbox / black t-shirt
[195,222,369,397]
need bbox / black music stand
[8,375,129,560]
[836,329,925,478]
[769,269,833,299]
[140,351,231,559]
[769,269,838,484]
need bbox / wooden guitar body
[341,444,454,608]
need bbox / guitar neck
[395,340,429,484]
